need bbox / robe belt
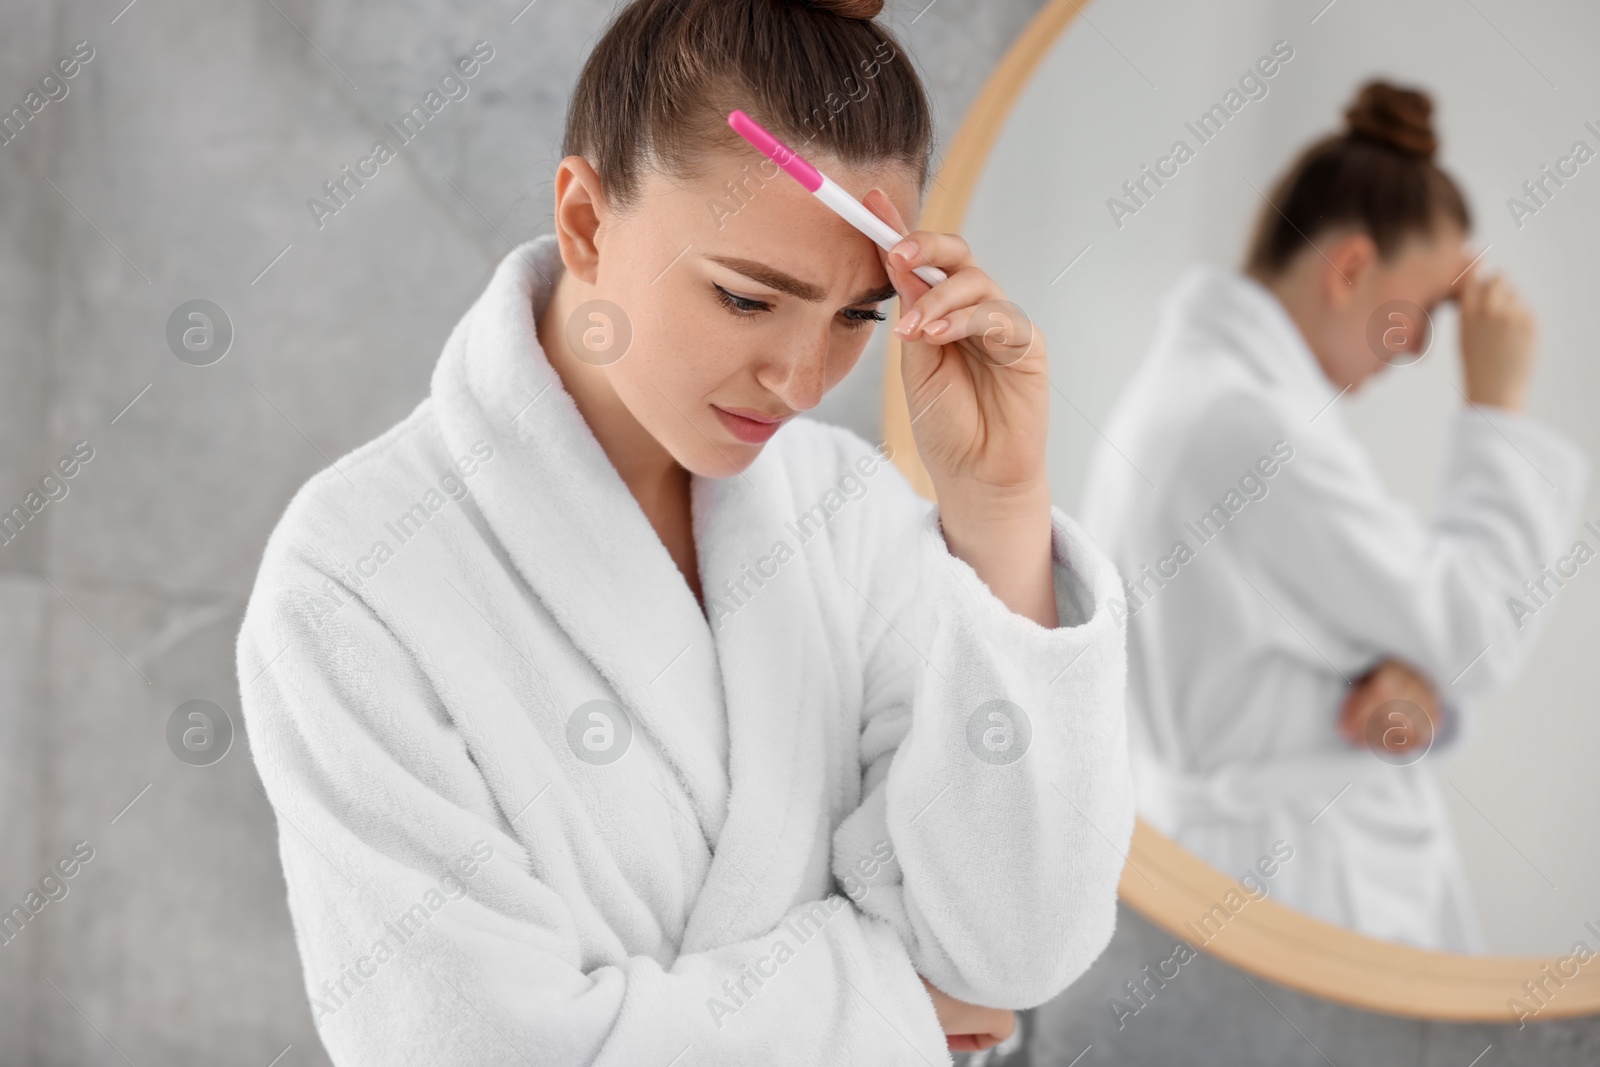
[1131,745,1392,825]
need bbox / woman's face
[546,147,921,480]
[1307,218,1470,391]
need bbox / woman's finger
[916,302,1040,369]
[863,189,933,306]
[862,185,909,236]
[1449,252,1479,303]
[880,235,932,305]
[892,265,993,340]
[890,228,977,281]
[1337,692,1366,745]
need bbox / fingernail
[893,239,919,263]
[895,308,922,336]
[925,319,948,336]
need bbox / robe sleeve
[829,443,1134,1009]
[238,551,953,1067]
[1187,393,1589,706]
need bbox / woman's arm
[1185,391,1588,706]
[869,188,1060,632]
[827,194,1133,1009]
[1337,658,1447,755]
[921,977,1016,1053]
[238,564,951,1067]
[829,433,1133,1009]
[936,480,1057,629]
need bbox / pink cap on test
[728,110,823,193]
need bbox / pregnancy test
[727,109,949,288]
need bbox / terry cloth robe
[236,233,1134,1067]
[1079,263,1589,954]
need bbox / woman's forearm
[936,481,1058,628]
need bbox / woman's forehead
[663,147,921,205]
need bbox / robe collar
[430,236,833,951]
[428,234,732,840]
[1157,263,1347,428]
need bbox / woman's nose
[763,335,833,413]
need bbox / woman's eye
[714,284,770,317]
[713,284,884,332]
[842,307,887,331]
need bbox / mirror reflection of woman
[1080,81,1589,953]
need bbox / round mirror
[883,0,1600,1020]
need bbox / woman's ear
[1324,231,1377,307]
[551,155,608,286]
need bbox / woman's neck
[536,268,688,514]
[1247,263,1339,386]
[535,269,700,603]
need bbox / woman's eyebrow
[705,254,897,306]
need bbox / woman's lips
[713,405,788,443]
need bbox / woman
[236,1,1134,1063]
[1079,81,1588,953]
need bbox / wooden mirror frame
[880,0,1600,1022]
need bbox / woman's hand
[1454,261,1537,414]
[862,190,1051,503]
[1337,658,1443,757]
[920,975,1017,1054]
[863,189,1058,627]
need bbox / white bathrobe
[236,234,1133,1066]
[1079,264,1589,953]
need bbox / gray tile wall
[0,1,1593,1064]
[1028,903,1600,1066]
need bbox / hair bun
[1344,80,1438,159]
[796,0,884,20]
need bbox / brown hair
[559,0,934,218]
[1245,80,1471,276]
